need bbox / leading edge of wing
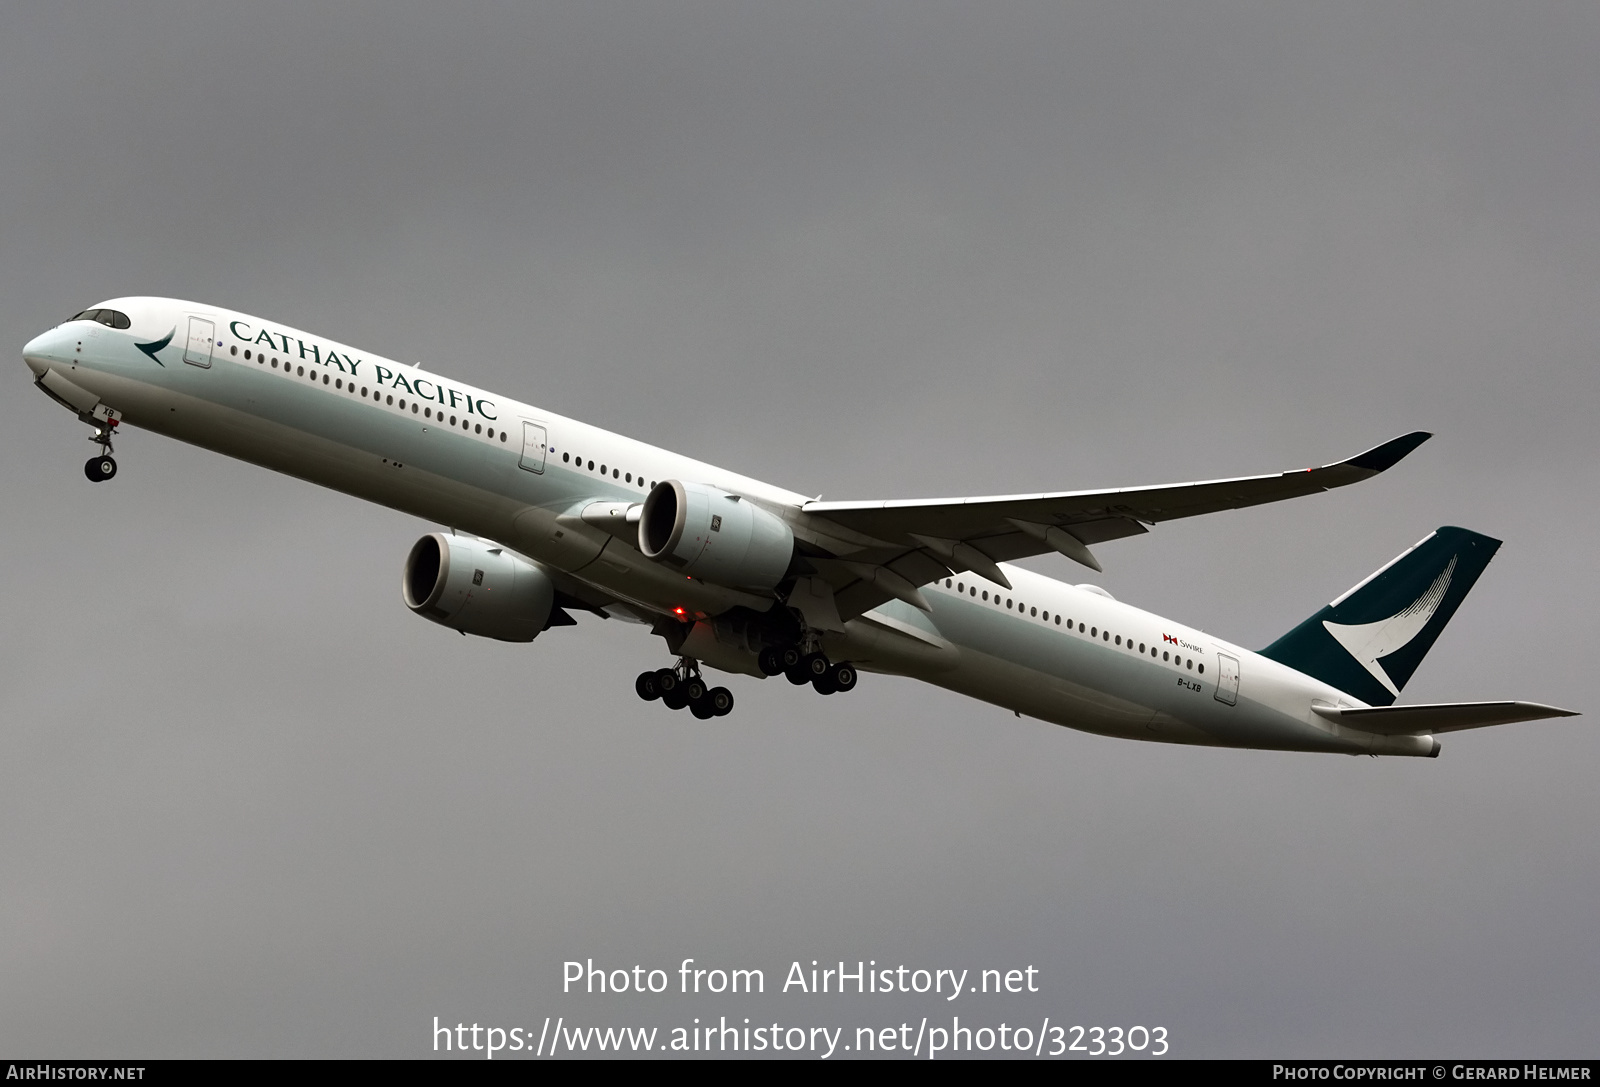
[801,431,1431,528]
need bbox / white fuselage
[24,297,1429,756]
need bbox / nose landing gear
[635,657,734,719]
[81,418,118,483]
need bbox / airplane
[23,298,1577,756]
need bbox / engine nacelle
[639,480,794,591]
[403,533,556,642]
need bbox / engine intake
[639,480,794,591]
[403,533,556,641]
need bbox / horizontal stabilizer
[1312,701,1579,735]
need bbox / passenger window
[1163,651,1169,661]
[1198,664,1205,674]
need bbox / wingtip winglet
[1344,431,1432,474]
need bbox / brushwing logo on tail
[1322,556,1456,696]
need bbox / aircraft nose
[23,328,66,376]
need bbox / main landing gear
[757,645,858,696]
[81,418,118,483]
[634,645,858,720]
[636,658,734,719]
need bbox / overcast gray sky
[2,2,1596,1059]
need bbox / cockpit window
[69,309,131,329]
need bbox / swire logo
[1162,634,1179,644]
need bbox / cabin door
[519,421,548,474]
[1215,652,1240,706]
[183,316,215,368]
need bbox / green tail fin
[1259,527,1501,706]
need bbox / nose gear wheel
[81,416,119,483]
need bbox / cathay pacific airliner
[24,299,1576,755]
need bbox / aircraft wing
[796,432,1431,620]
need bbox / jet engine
[403,533,556,641]
[639,480,794,591]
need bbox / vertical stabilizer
[1260,527,1501,706]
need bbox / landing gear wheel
[758,647,785,676]
[802,652,831,679]
[828,662,857,693]
[785,665,811,686]
[663,687,689,711]
[708,687,734,716]
[635,671,661,701]
[654,668,679,696]
[84,456,117,482]
[779,646,803,672]
[690,698,716,720]
[812,672,838,695]
[683,677,708,703]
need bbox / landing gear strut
[81,417,118,483]
[635,657,734,719]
